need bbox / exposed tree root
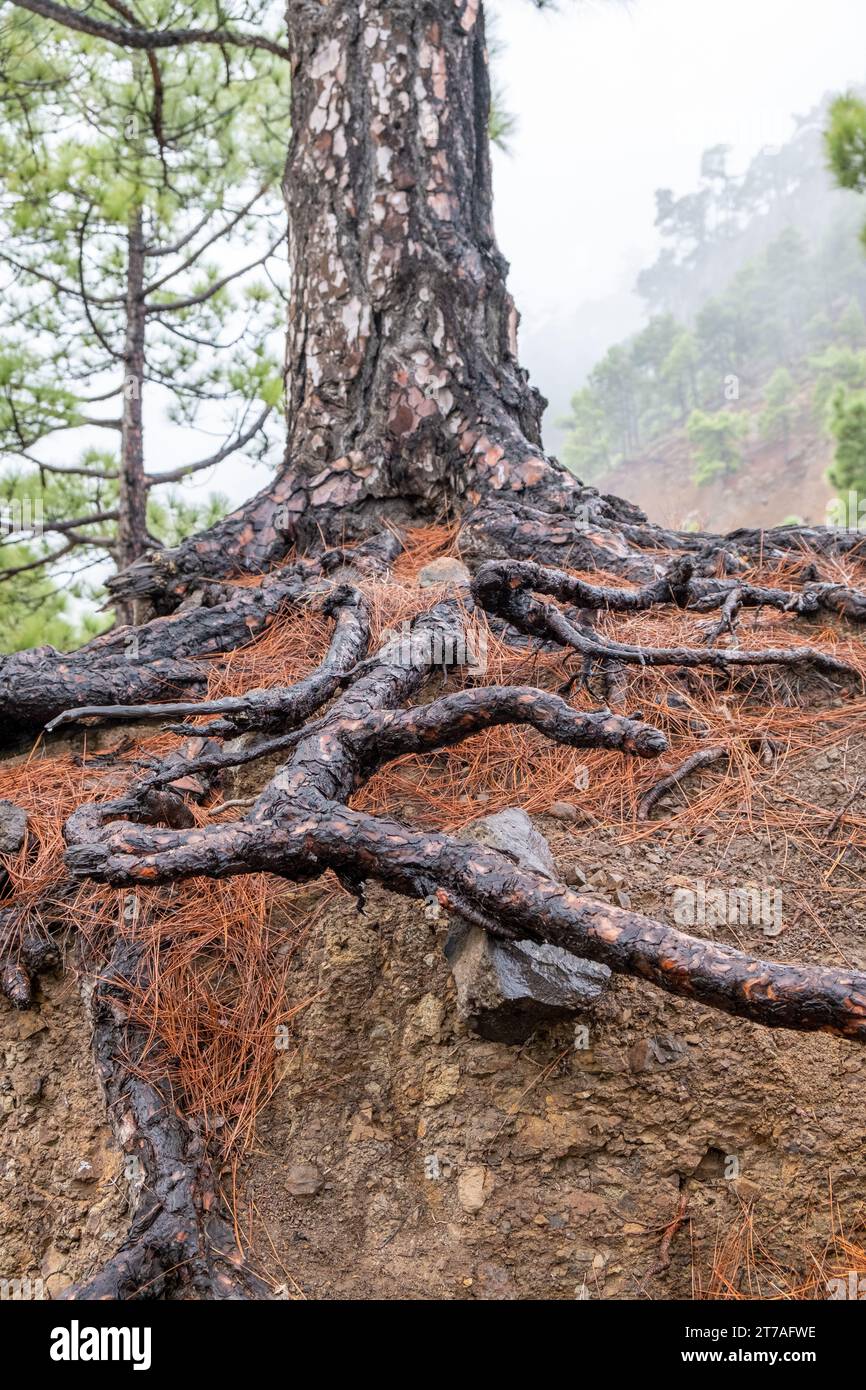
[61,935,268,1302]
[459,492,866,586]
[56,603,866,1140]
[637,746,732,821]
[65,793,866,1043]
[639,1189,692,1290]
[11,494,864,744]
[45,585,370,736]
[688,576,866,625]
[2,538,391,742]
[0,920,59,1009]
[472,558,860,681]
[7,490,866,1300]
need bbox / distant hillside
[601,377,835,533]
[558,89,866,530]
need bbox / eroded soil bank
[242,790,866,1300]
[2,582,865,1301]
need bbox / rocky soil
[2,614,865,1302]
[244,737,866,1300]
[0,968,126,1298]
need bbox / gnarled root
[14,467,866,1302]
[472,558,861,681]
[62,936,268,1302]
[63,598,866,1057]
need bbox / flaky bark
[108,0,559,606]
[117,207,148,609]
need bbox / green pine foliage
[828,388,866,500]
[686,408,748,486]
[0,2,290,645]
[826,92,866,510]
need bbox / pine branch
[10,0,291,61]
[144,405,272,486]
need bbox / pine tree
[0,2,289,623]
[2,0,866,1305]
[759,366,796,463]
[829,386,866,500]
[687,407,748,486]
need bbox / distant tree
[838,299,866,347]
[693,297,745,401]
[700,143,731,188]
[587,345,641,458]
[638,97,859,325]
[630,315,682,432]
[810,345,866,418]
[760,228,813,359]
[559,387,611,481]
[635,247,680,317]
[687,407,748,486]
[562,112,866,494]
[828,386,866,501]
[660,330,699,420]
[804,309,835,349]
[759,366,796,462]
[630,314,680,376]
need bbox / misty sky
[491,0,866,333]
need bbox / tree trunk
[107,0,575,607]
[280,0,545,535]
[104,0,861,613]
[116,204,148,622]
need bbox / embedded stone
[417,556,471,588]
[444,809,609,1043]
[0,801,27,855]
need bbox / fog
[490,0,866,440]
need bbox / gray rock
[444,808,609,1043]
[0,801,27,855]
[564,865,588,887]
[417,557,471,589]
[457,807,557,881]
[446,928,611,1044]
[285,1162,324,1197]
[628,1034,689,1072]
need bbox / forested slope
[559,94,866,529]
